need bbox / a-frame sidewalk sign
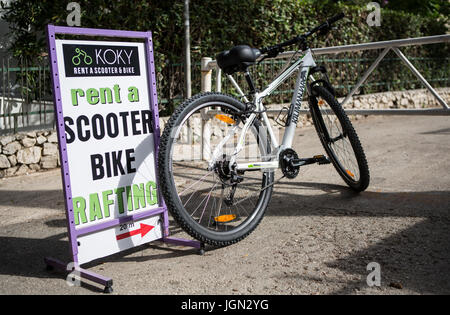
[44,24,203,293]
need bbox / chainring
[279,148,300,179]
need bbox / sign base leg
[162,237,205,255]
[44,257,113,293]
[44,237,204,293]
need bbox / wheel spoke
[166,100,273,240]
[317,96,362,182]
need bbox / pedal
[313,155,331,165]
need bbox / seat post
[244,71,257,95]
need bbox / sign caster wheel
[103,285,113,294]
[198,243,206,255]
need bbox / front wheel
[309,86,370,191]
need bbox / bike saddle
[216,45,261,75]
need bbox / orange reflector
[318,99,325,106]
[214,214,236,223]
[214,114,235,124]
[346,169,355,178]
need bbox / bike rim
[168,102,272,234]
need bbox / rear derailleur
[214,155,243,206]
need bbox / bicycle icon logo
[72,48,93,66]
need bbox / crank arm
[290,154,330,167]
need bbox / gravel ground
[0,115,449,295]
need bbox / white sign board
[55,39,161,264]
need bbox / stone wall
[0,87,448,178]
[0,130,60,178]
[159,87,450,132]
[343,87,450,111]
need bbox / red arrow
[116,223,154,241]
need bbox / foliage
[384,0,450,18]
[1,0,448,113]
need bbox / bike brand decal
[289,69,308,125]
[62,44,140,77]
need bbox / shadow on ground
[326,218,450,294]
[0,232,69,280]
[0,189,64,210]
[266,181,450,294]
[0,181,448,294]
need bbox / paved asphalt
[0,115,449,295]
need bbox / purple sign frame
[44,24,202,293]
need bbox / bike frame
[209,49,317,171]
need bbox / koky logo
[94,48,135,65]
[63,43,140,77]
[71,48,92,66]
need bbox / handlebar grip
[280,36,302,48]
[327,12,345,24]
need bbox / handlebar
[260,13,345,56]
[328,12,345,25]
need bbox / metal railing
[200,34,450,115]
[0,54,55,135]
[1,35,448,137]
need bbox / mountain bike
[158,13,370,247]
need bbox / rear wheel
[309,86,370,191]
[158,92,274,246]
